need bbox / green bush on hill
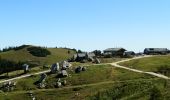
[27,47,51,57]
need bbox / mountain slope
[0,45,76,65]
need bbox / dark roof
[145,48,168,52]
[104,48,125,52]
[124,51,135,55]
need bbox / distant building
[124,51,135,57]
[144,48,169,55]
[103,48,126,57]
[73,53,86,62]
[73,52,96,62]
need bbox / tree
[77,50,83,53]
[93,50,102,57]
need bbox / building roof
[87,52,95,57]
[145,48,168,51]
[124,51,135,53]
[124,51,135,55]
[104,48,125,52]
[77,53,86,57]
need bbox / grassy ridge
[0,46,76,65]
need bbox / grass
[0,46,76,65]
[99,57,127,63]
[0,56,169,100]
[10,64,153,91]
[88,79,170,100]
[0,46,75,79]
[0,64,156,100]
[1,79,169,100]
[120,55,170,76]
[0,66,50,81]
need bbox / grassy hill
[1,52,170,100]
[0,64,159,100]
[0,45,76,65]
[120,55,170,77]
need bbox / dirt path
[110,55,170,80]
[0,70,50,84]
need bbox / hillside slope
[0,45,76,65]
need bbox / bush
[27,47,51,57]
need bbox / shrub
[27,47,51,57]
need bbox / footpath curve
[110,55,170,80]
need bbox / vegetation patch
[27,47,51,57]
[0,45,29,52]
[89,79,164,100]
[0,58,37,75]
[120,56,170,77]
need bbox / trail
[0,55,169,84]
[0,70,50,84]
[110,55,170,80]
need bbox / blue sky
[0,0,170,52]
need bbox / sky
[0,0,170,52]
